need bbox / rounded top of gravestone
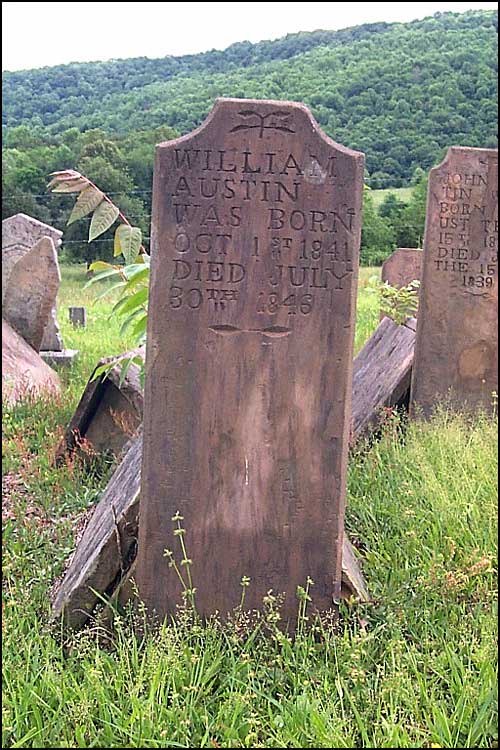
[2,213,63,250]
[430,145,498,175]
[155,97,364,163]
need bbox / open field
[371,187,414,209]
[2,264,498,749]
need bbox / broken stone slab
[40,350,79,368]
[2,237,61,352]
[51,433,142,629]
[351,316,417,440]
[2,318,61,405]
[2,213,64,352]
[55,347,144,463]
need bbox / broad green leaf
[119,308,143,337]
[118,357,134,388]
[94,280,126,301]
[68,186,104,225]
[52,178,89,193]
[114,287,148,317]
[84,268,122,289]
[90,362,114,382]
[123,262,150,281]
[124,266,149,292]
[89,201,120,241]
[114,224,142,264]
[89,260,115,272]
[131,313,148,341]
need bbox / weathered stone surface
[51,436,369,630]
[40,349,79,367]
[2,213,62,298]
[380,248,422,320]
[381,248,423,290]
[135,98,364,625]
[2,318,61,404]
[55,347,144,463]
[411,147,498,417]
[2,213,64,351]
[352,317,417,439]
[69,306,87,328]
[3,237,61,352]
[51,434,142,629]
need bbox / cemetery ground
[2,264,497,749]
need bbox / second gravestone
[136,99,364,625]
[412,146,498,416]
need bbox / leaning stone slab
[2,237,61,352]
[55,347,144,463]
[40,350,79,368]
[51,434,142,629]
[351,316,417,439]
[411,147,498,417]
[2,213,64,351]
[2,318,60,404]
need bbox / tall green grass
[2,264,497,748]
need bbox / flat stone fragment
[135,98,364,626]
[39,349,79,367]
[2,318,61,404]
[2,213,64,351]
[411,147,498,417]
[51,434,142,629]
[3,237,61,352]
[55,347,144,462]
[351,317,417,439]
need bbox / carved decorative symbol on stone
[229,110,295,138]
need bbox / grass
[371,186,414,209]
[2,264,497,748]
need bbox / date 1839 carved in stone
[411,147,498,416]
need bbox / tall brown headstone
[135,99,364,625]
[411,147,498,416]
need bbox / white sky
[2,2,498,72]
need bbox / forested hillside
[2,9,497,264]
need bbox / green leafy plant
[47,170,150,382]
[367,275,420,325]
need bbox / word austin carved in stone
[412,147,498,416]
[135,99,364,624]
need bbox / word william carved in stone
[135,99,364,627]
